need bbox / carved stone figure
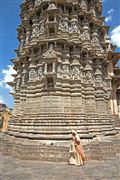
[29,69,37,81]
[72,66,80,80]
[92,32,100,47]
[32,26,39,37]
[57,65,62,78]
[83,29,90,41]
[38,66,43,79]
[62,65,70,79]
[95,75,103,87]
[69,22,79,33]
[59,20,68,32]
[26,33,31,44]
[39,22,45,34]
[85,71,94,85]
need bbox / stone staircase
[0,132,120,162]
[7,113,117,140]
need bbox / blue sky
[0,0,120,108]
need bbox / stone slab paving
[0,153,120,180]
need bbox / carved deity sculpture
[85,71,94,85]
[32,26,39,37]
[69,22,79,33]
[57,65,62,78]
[29,69,37,81]
[90,6,96,17]
[62,65,70,79]
[72,66,80,80]
[38,66,43,79]
[83,29,90,40]
[95,74,103,87]
[92,32,100,47]
[39,22,45,34]
[59,20,68,32]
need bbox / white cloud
[110,25,120,48]
[108,9,114,14]
[0,95,4,104]
[105,8,114,23]
[2,65,17,91]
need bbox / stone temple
[2,0,120,161]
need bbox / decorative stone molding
[43,44,57,59]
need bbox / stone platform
[0,152,120,180]
[1,132,120,162]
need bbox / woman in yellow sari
[69,130,86,166]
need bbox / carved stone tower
[5,0,119,160]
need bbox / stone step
[9,121,113,126]
[1,132,120,161]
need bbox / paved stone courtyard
[0,152,120,180]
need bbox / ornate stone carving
[69,21,79,34]
[82,25,90,41]
[95,75,103,87]
[32,26,39,37]
[92,31,100,47]
[47,3,57,10]
[43,44,57,59]
[26,33,31,44]
[35,0,42,6]
[29,69,37,81]
[39,22,45,34]
[80,0,87,11]
[90,6,96,17]
[57,65,62,78]
[85,71,94,85]
[62,65,70,79]
[7,0,118,158]
[59,20,68,32]
[19,39,25,52]
[37,66,43,79]
[16,78,21,88]
[71,66,80,80]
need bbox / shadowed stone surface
[1,152,120,180]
